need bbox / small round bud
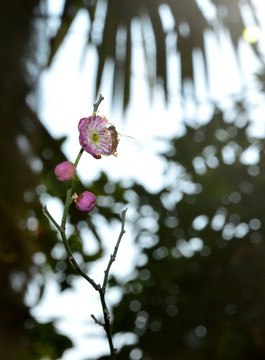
[55,161,76,182]
[75,191,96,212]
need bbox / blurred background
[2,0,265,359]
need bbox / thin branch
[91,314,105,327]
[93,94,104,113]
[60,229,99,290]
[43,203,100,290]
[99,288,118,359]
[42,205,61,231]
[97,208,127,359]
[90,209,127,359]
[74,147,84,168]
[61,186,73,230]
[103,208,127,289]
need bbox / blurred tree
[0,1,114,358]
[47,0,264,109]
[0,1,74,358]
[102,104,265,360]
[2,0,265,359]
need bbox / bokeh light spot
[243,26,261,44]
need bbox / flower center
[91,131,99,144]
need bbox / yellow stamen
[92,133,99,143]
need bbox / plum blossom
[78,115,118,159]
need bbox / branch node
[91,314,104,327]
[104,308,110,321]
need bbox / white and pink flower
[78,115,113,159]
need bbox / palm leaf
[47,0,261,109]
[47,0,83,66]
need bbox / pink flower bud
[55,161,76,182]
[75,191,96,212]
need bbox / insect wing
[118,133,139,146]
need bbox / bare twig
[103,209,127,289]
[91,314,105,327]
[43,205,100,290]
[93,209,127,359]
[99,287,118,359]
[43,206,128,359]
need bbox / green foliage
[26,321,73,360]
[105,106,265,360]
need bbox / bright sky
[31,1,265,359]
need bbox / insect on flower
[108,125,119,156]
[108,125,138,156]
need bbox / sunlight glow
[243,26,261,44]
